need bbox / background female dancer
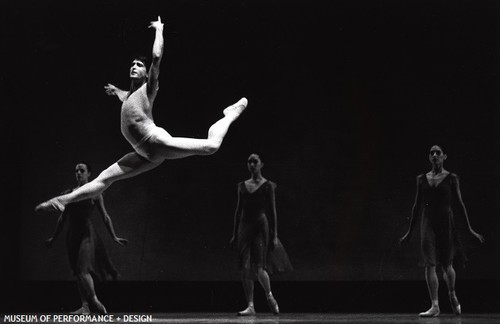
[230,153,293,316]
[45,163,128,314]
[400,145,484,317]
[35,16,247,213]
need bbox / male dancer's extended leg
[151,98,248,159]
[36,153,161,212]
[36,98,247,212]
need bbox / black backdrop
[3,0,499,286]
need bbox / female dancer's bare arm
[95,195,128,246]
[230,186,242,248]
[452,175,485,243]
[267,183,279,247]
[400,176,423,245]
[45,212,67,247]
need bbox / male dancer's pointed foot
[35,198,65,213]
[449,294,462,315]
[419,305,440,317]
[70,304,90,315]
[223,97,248,120]
[267,295,279,315]
[237,305,255,316]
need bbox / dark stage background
[3,0,500,297]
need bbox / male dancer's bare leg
[35,98,247,212]
[153,98,248,159]
[35,153,161,212]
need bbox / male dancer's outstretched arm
[105,84,128,102]
[147,16,163,97]
[103,16,163,102]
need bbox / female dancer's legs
[420,266,440,317]
[443,264,461,315]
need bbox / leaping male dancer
[36,16,247,213]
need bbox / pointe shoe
[449,295,462,315]
[237,305,256,316]
[70,304,90,315]
[223,98,248,119]
[419,305,440,317]
[35,198,65,213]
[90,296,107,315]
[267,295,279,315]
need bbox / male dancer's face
[130,60,148,80]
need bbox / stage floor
[3,313,500,323]
[112,313,500,324]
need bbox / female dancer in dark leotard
[45,163,128,314]
[400,145,484,317]
[230,154,293,316]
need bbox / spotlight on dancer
[35,16,248,213]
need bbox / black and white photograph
[2,0,499,323]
